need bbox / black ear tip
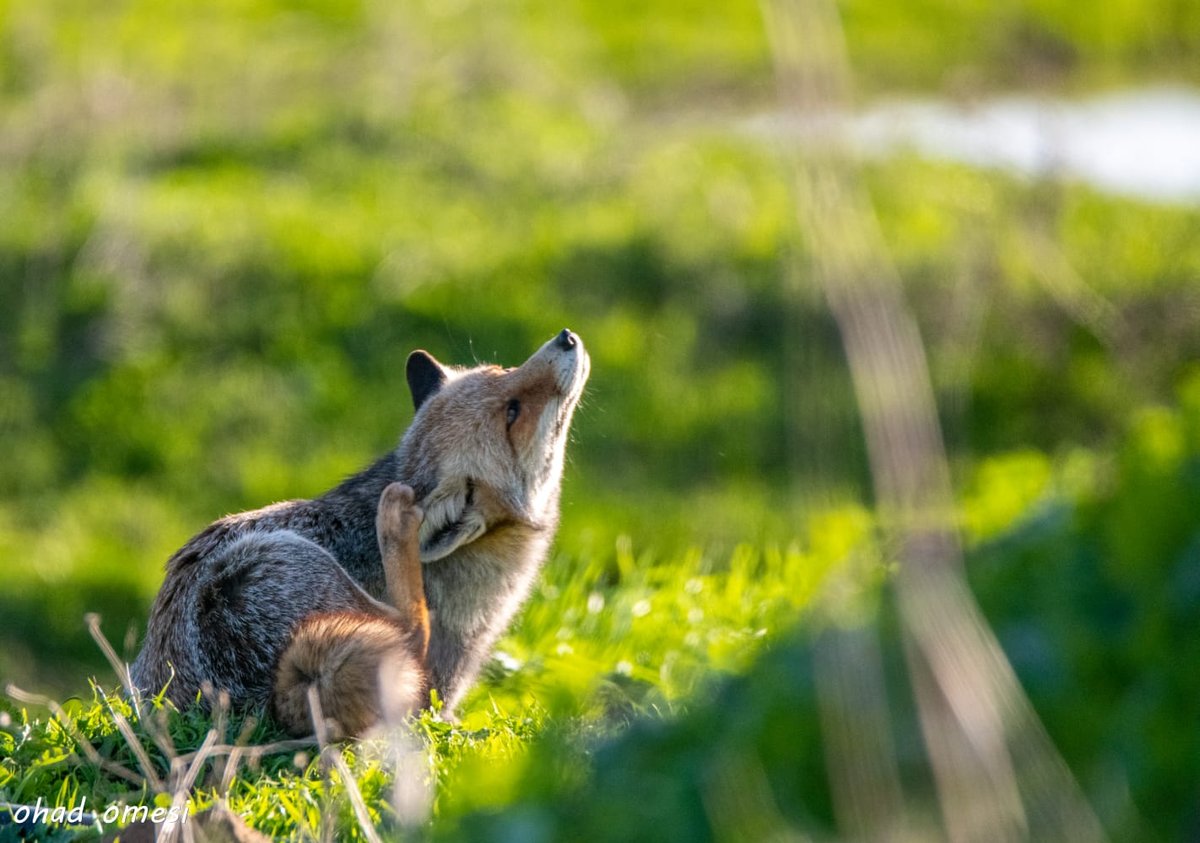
[407,349,447,411]
[406,350,441,379]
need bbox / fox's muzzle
[554,328,577,350]
[527,328,589,400]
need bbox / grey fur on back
[131,331,588,716]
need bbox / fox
[129,329,590,736]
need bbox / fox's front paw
[378,482,424,548]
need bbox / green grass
[4,0,1200,839]
[0,505,880,840]
[6,402,1200,840]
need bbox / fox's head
[398,329,589,563]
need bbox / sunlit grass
[3,0,1200,838]
[1,458,1071,840]
[0,483,891,839]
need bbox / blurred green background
[2,0,1200,839]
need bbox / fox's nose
[555,328,577,350]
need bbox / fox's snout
[532,328,588,399]
[554,328,577,350]
[506,328,588,449]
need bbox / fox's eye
[506,399,521,428]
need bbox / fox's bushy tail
[273,612,426,738]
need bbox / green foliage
[968,384,1200,842]
[2,0,1199,840]
[441,635,833,843]
[0,516,880,840]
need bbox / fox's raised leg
[377,483,430,662]
[274,495,430,736]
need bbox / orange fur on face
[502,372,557,453]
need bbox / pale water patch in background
[749,86,1200,203]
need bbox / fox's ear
[417,477,487,562]
[407,350,447,411]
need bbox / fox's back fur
[131,330,589,735]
